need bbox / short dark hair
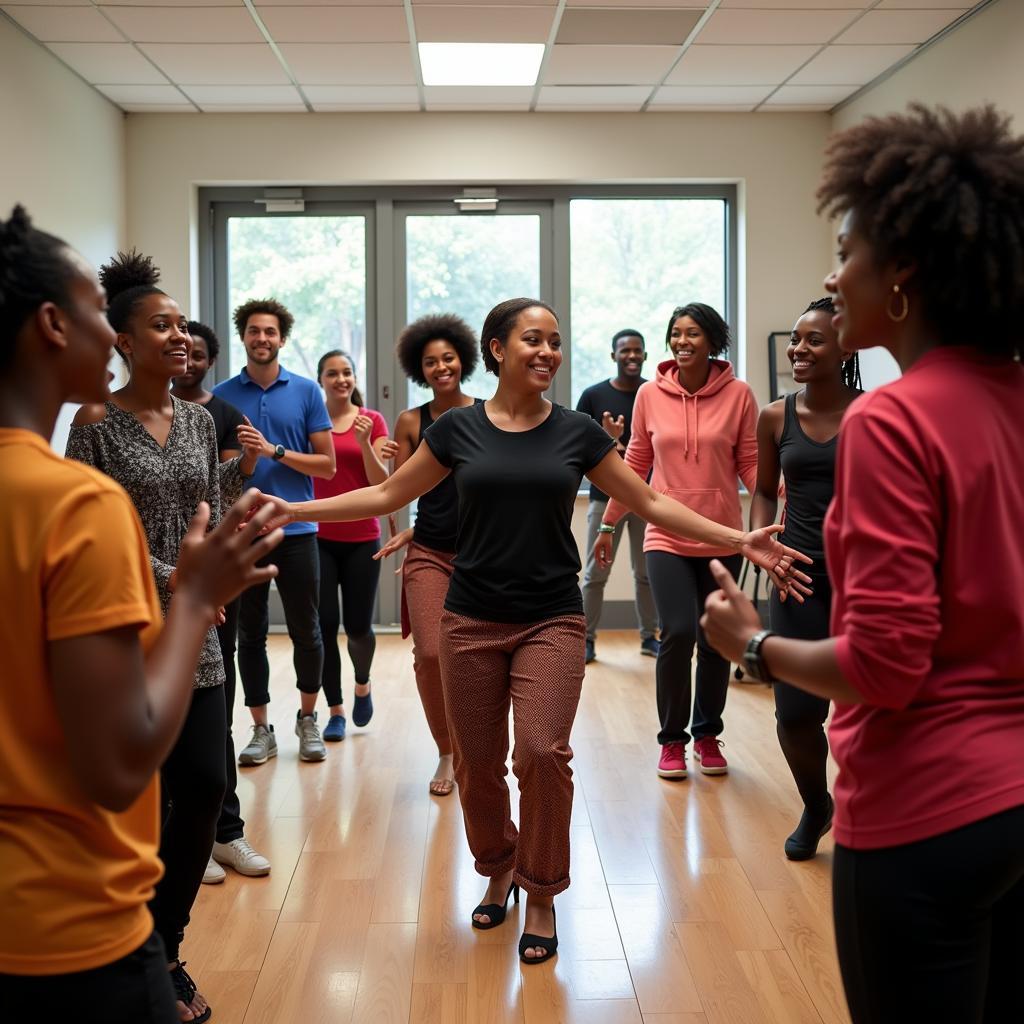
[665,302,729,357]
[396,313,478,387]
[99,249,163,334]
[316,349,363,407]
[187,320,220,362]
[612,328,645,352]
[233,298,294,342]
[0,205,78,372]
[801,297,861,390]
[480,298,557,376]
[817,103,1024,359]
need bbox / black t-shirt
[423,401,615,623]
[575,379,644,502]
[204,394,246,455]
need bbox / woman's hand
[374,526,414,574]
[354,414,375,448]
[700,559,763,663]
[241,490,295,534]
[593,531,615,570]
[237,419,274,459]
[379,438,399,461]
[739,525,813,602]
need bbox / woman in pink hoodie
[596,303,757,779]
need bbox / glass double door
[211,198,554,625]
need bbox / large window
[569,199,726,409]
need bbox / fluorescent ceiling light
[418,43,545,87]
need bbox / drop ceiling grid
[0,0,984,112]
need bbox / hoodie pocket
[665,488,730,527]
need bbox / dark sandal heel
[471,881,519,930]
[519,906,558,965]
[169,960,212,1024]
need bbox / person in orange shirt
[0,205,283,1023]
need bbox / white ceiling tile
[835,9,967,44]
[653,104,758,112]
[311,103,419,110]
[100,7,262,42]
[414,5,554,43]
[650,84,774,106]
[139,42,291,83]
[256,6,408,42]
[303,84,420,102]
[46,41,169,82]
[543,44,678,85]
[537,85,649,105]
[198,103,308,110]
[280,43,416,84]
[122,103,196,110]
[763,83,857,105]
[718,0,869,8]
[182,83,303,102]
[99,0,247,6]
[759,103,832,111]
[666,44,818,86]
[565,0,704,7]
[97,83,187,102]
[789,43,916,85]
[1,6,122,41]
[424,85,532,102]
[876,0,973,7]
[696,9,859,45]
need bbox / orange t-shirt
[0,428,163,975]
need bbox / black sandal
[169,960,212,1024]
[471,880,519,930]
[519,905,558,965]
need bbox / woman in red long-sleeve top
[702,104,1024,1024]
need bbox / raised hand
[379,438,400,460]
[738,525,813,602]
[601,411,626,442]
[354,414,374,447]
[700,559,763,663]
[237,418,273,459]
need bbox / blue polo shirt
[214,365,332,535]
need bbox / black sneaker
[585,639,596,664]
[640,637,661,658]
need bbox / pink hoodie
[606,358,758,557]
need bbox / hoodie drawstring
[681,394,700,462]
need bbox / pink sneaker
[657,742,687,779]
[693,736,728,775]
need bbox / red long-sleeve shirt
[825,346,1024,849]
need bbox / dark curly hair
[801,297,861,390]
[665,302,730,358]
[186,320,220,362]
[233,298,294,342]
[396,313,478,387]
[480,298,557,376]
[99,249,163,334]
[0,205,78,372]
[612,327,644,352]
[816,103,1024,359]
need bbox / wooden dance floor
[188,632,849,1024]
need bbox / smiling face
[242,312,284,366]
[173,333,211,390]
[788,309,848,385]
[613,334,646,380]
[115,292,191,380]
[668,315,710,370]
[319,353,356,402]
[421,338,463,395]
[490,306,562,392]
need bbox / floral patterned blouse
[66,396,243,689]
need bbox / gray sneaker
[295,712,326,762]
[238,724,277,766]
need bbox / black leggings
[646,551,743,745]
[215,597,244,844]
[317,537,381,708]
[769,574,832,814]
[833,804,1024,1024]
[149,686,226,962]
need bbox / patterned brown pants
[401,543,454,754]
[438,610,586,897]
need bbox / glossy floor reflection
[187,633,849,1024]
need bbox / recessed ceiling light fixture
[418,43,545,87]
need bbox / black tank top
[412,399,481,553]
[778,392,838,565]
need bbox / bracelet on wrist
[598,523,616,534]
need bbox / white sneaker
[202,855,226,885]
[212,837,271,877]
[238,724,277,766]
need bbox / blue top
[214,365,332,535]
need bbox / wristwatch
[742,629,777,683]
[597,523,616,534]
[272,443,286,461]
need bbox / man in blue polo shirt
[215,298,336,768]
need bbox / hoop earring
[887,284,909,323]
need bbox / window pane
[405,214,540,406]
[569,199,726,409]
[227,216,367,384]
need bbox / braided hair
[803,297,861,390]
[0,205,77,372]
[99,249,163,334]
